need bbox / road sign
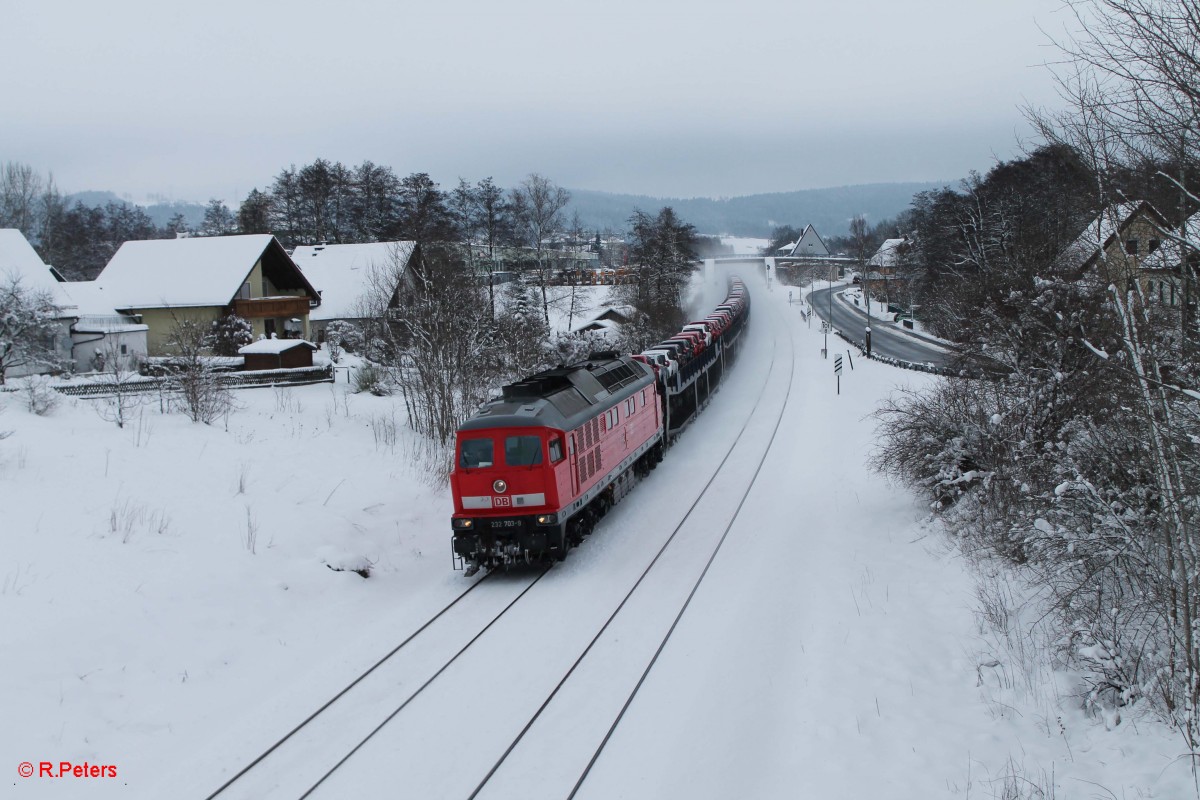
[834,355,843,374]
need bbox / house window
[238,281,251,300]
[1126,239,1139,255]
[265,319,276,337]
[120,344,128,355]
[1149,239,1160,253]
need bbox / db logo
[494,496,511,507]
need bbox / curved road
[806,284,956,369]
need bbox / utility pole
[865,275,873,357]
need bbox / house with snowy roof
[776,225,829,258]
[1056,201,1171,294]
[868,236,909,274]
[85,234,320,356]
[290,241,418,342]
[0,229,148,375]
[571,304,634,335]
[1138,210,1200,307]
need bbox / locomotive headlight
[452,518,474,530]
[535,514,557,525]
[493,479,508,494]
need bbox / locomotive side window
[549,437,564,463]
[505,435,544,466]
[460,438,494,469]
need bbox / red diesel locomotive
[450,353,665,574]
[450,277,749,575]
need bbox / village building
[0,228,148,375]
[571,304,634,334]
[775,224,829,258]
[83,234,320,356]
[291,241,419,342]
[1056,200,1171,295]
[857,235,911,308]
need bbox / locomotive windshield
[459,438,494,469]
[505,435,544,467]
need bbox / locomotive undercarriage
[453,441,664,576]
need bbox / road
[806,284,957,369]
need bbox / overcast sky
[2,0,1066,204]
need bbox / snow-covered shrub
[95,340,145,429]
[19,375,59,416]
[353,364,390,396]
[211,314,253,357]
[0,275,64,385]
[324,320,361,363]
[164,318,234,424]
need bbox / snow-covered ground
[2,271,1190,798]
[719,235,769,254]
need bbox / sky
[1,0,1067,204]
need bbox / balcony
[231,296,311,319]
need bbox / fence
[15,365,335,399]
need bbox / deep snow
[1,268,1191,799]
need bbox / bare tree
[0,162,44,237]
[389,244,498,443]
[163,315,233,425]
[94,337,145,429]
[510,174,570,325]
[201,199,236,236]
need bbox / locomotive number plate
[492,519,520,529]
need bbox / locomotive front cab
[450,427,571,572]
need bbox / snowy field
[2,269,1191,798]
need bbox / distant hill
[565,182,948,238]
[64,191,207,229]
[61,181,947,241]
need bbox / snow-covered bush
[19,375,59,416]
[211,314,253,357]
[352,363,390,396]
[164,318,234,424]
[0,275,64,385]
[324,320,361,363]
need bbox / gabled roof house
[1055,200,1170,288]
[1,229,148,374]
[291,241,418,339]
[86,234,320,356]
[777,225,829,258]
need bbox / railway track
[202,295,786,800]
[468,304,798,800]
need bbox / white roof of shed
[239,338,317,355]
[95,234,279,309]
[292,241,416,320]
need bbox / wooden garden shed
[238,338,317,370]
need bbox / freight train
[450,278,750,575]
